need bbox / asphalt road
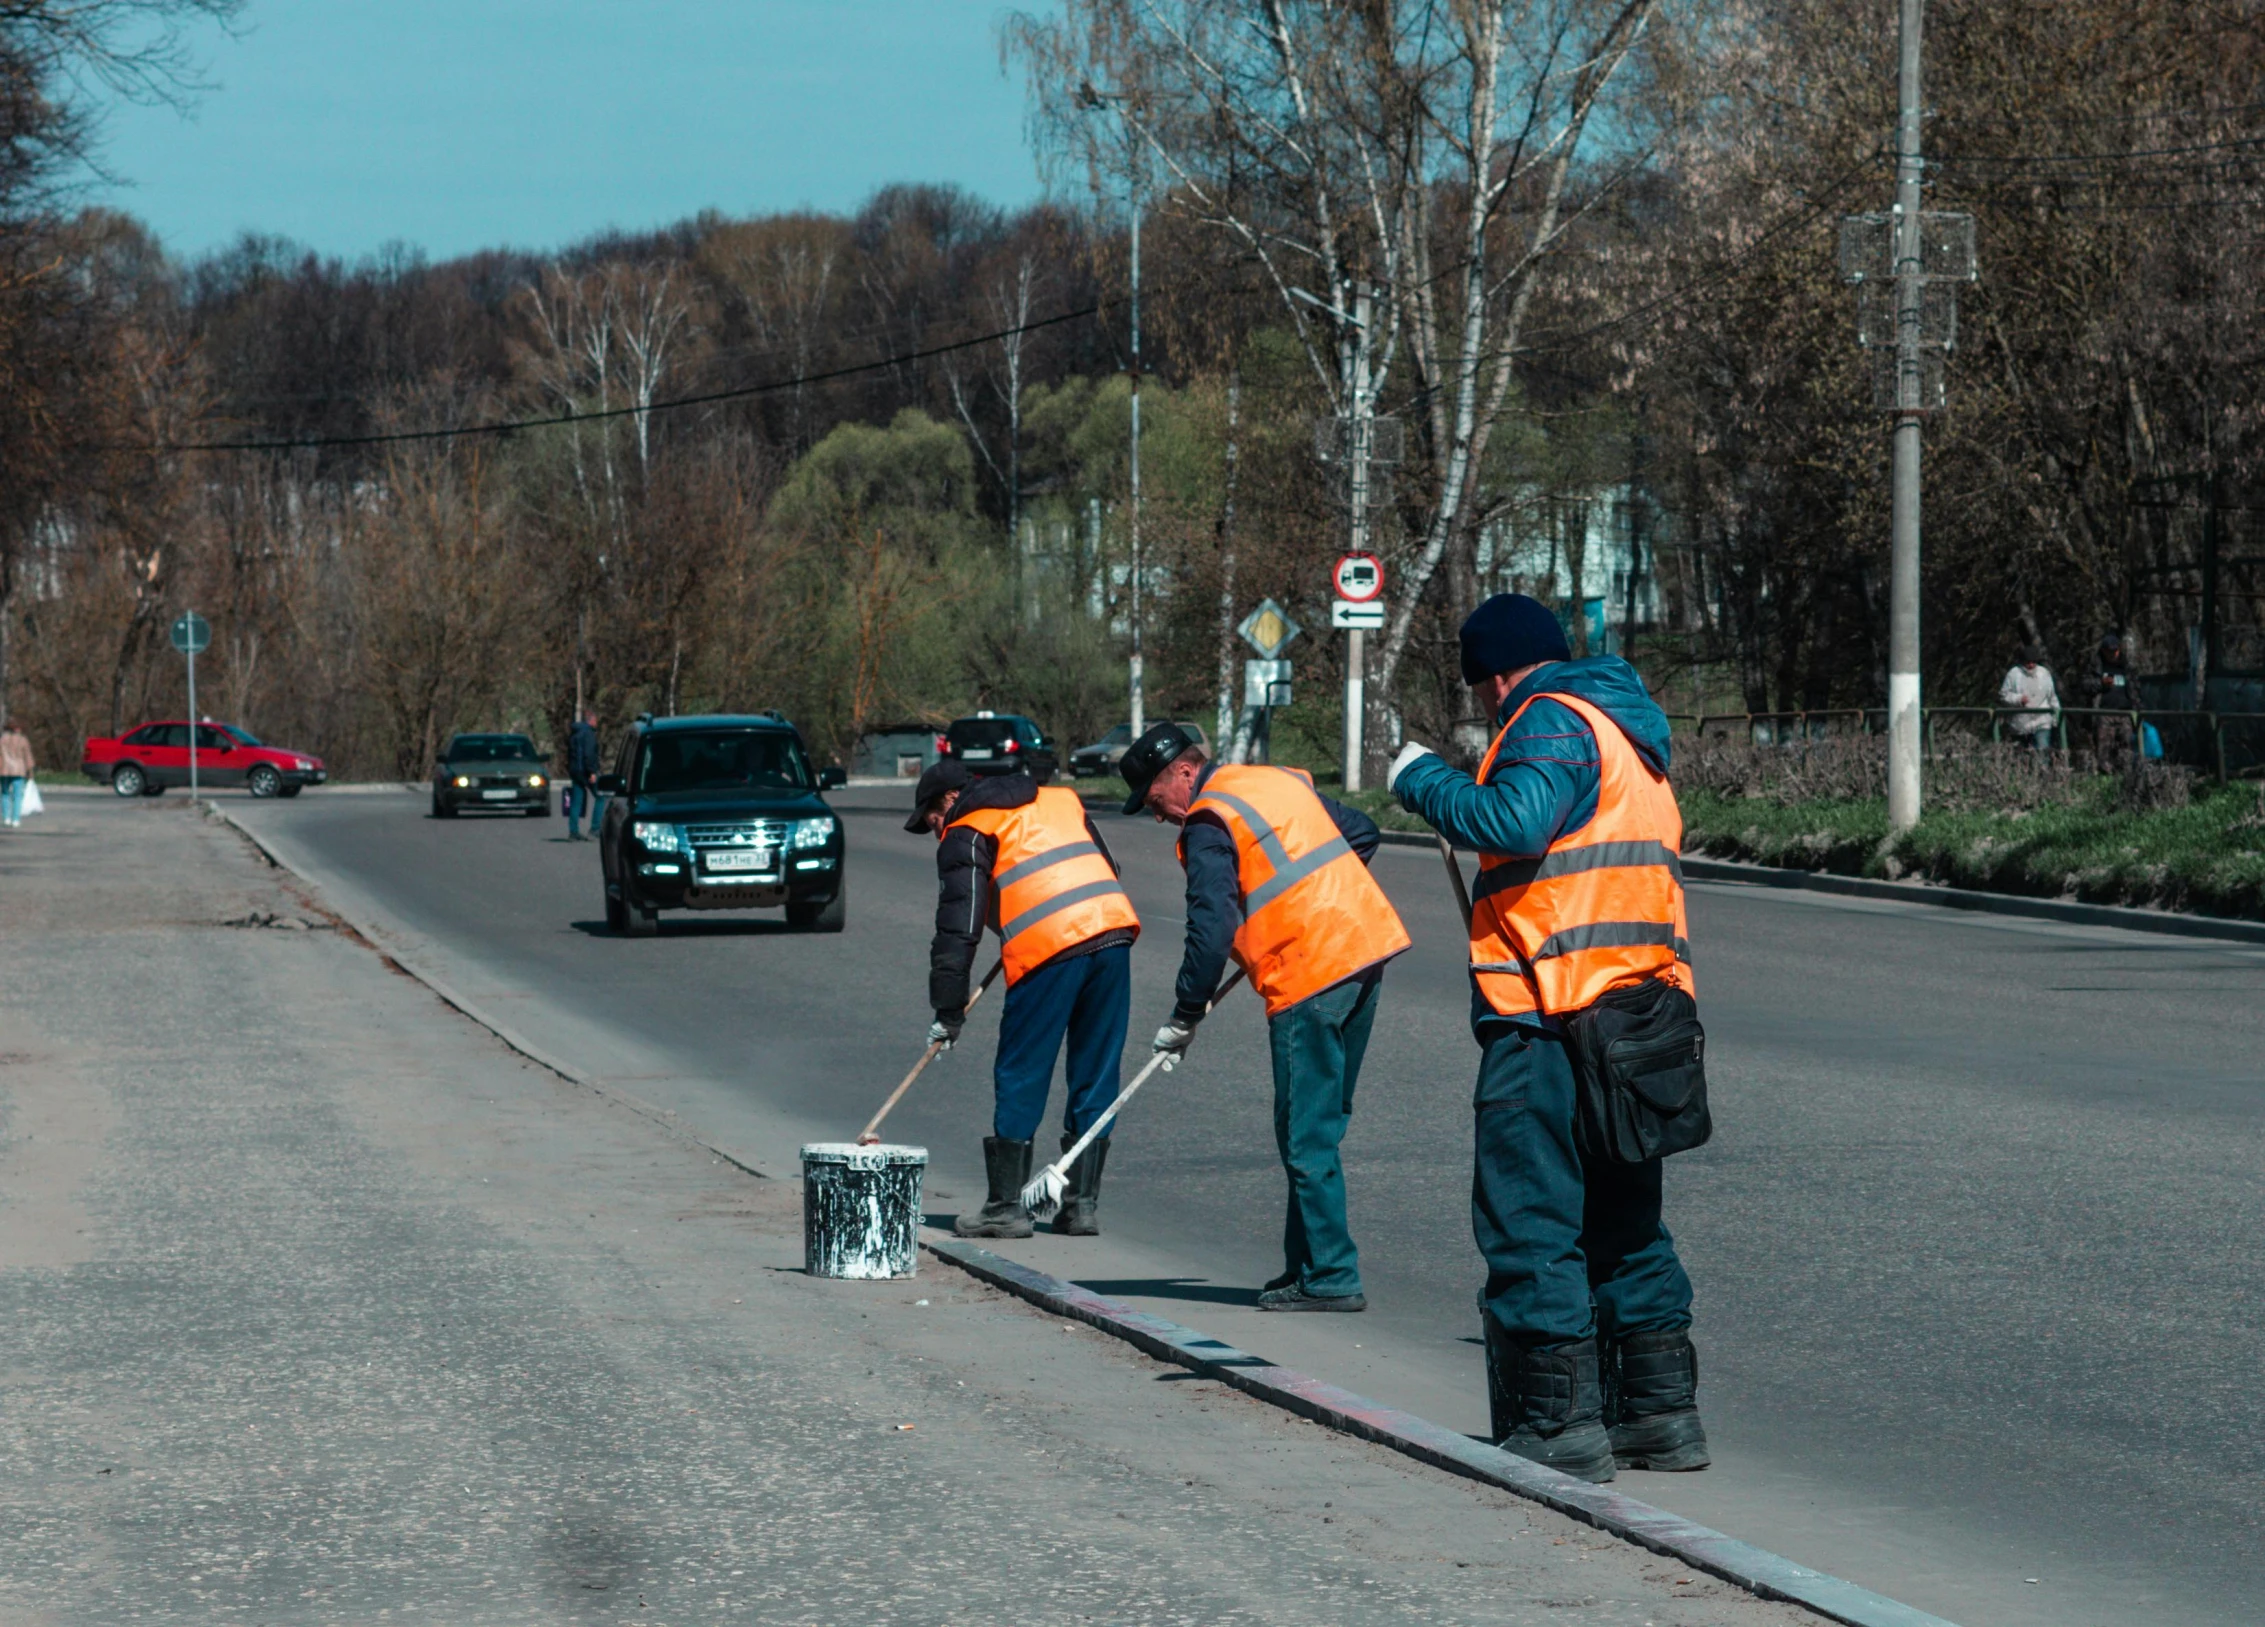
[3,793,1817,1625]
[233,781,2265,1627]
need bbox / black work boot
[1608,1329,1711,1471]
[1483,1319,1616,1482]
[1053,1135,1109,1235]
[952,1137,1035,1239]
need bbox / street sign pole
[169,611,213,806]
[187,643,199,804]
[1343,286,1374,792]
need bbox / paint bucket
[801,1142,927,1280]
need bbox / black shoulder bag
[1564,977,1712,1164]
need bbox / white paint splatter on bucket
[801,1142,927,1279]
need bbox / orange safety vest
[1467,691,1694,1020]
[1179,764,1411,1017]
[949,785,1141,984]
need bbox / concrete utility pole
[1128,192,1145,737]
[1342,285,1374,793]
[1886,0,1925,832]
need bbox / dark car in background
[432,732,550,818]
[81,720,326,798]
[939,712,1057,782]
[594,714,847,937]
[1070,719,1209,778]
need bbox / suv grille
[683,819,792,848]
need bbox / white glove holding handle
[1151,1019,1196,1072]
[1387,740,1436,791]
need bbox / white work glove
[1151,1019,1197,1073]
[1388,740,1436,791]
[927,1016,963,1052]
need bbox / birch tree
[1008,0,1665,761]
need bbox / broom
[1020,968,1248,1219]
[854,958,1004,1145]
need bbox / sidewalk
[0,796,1819,1625]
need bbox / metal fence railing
[1663,706,2265,779]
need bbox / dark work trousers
[992,943,1132,1142]
[1268,973,1382,1298]
[1472,1019,1693,1344]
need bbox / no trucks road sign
[1333,554,1383,603]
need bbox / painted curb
[208,803,785,1182]
[929,1238,1961,1627]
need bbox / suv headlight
[526,773,546,788]
[792,816,837,849]
[632,821,684,853]
[452,774,470,788]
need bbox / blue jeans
[1472,1020,1693,1345]
[568,781,606,837]
[992,944,1133,1142]
[0,776,21,823]
[1268,972,1382,1298]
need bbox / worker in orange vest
[910,757,1141,1238]
[1390,593,1708,1484]
[1119,723,1411,1311]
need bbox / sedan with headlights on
[431,732,551,818]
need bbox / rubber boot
[1053,1135,1109,1236]
[1608,1329,1711,1471]
[1483,1318,1616,1482]
[953,1137,1035,1239]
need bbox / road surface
[232,781,2265,1627]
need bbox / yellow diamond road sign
[1238,598,1301,660]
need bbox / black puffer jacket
[929,774,1131,1016]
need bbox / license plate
[961,748,993,760]
[481,789,516,800]
[705,849,775,872]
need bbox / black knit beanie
[1458,593,1572,685]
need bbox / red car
[81,720,327,799]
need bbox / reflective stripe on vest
[1467,692,1694,1019]
[951,786,1140,984]
[1181,764,1410,1017]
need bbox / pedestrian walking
[910,758,1141,1239]
[1998,648,2061,753]
[1119,723,1410,1312]
[0,718,33,828]
[1390,592,1709,1484]
[566,708,605,839]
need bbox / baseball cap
[904,757,974,832]
[1117,721,1202,815]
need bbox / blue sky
[91,1,1051,264]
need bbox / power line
[116,302,1106,454]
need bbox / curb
[1675,852,2265,946]
[929,1239,1959,1627]
[1367,828,2265,947]
[207,804,787,1182]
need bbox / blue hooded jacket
[1393,654,1674,1029]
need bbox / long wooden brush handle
[1436,832,1474,930]
[1039,967,1249,1182]
[856,958,1004,1144]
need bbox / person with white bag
[0,717,33,827]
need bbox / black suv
[940,712,1057,782]
[594,714,847,937]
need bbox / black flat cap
[1118,721,1202,815]
[905,757,975,832]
